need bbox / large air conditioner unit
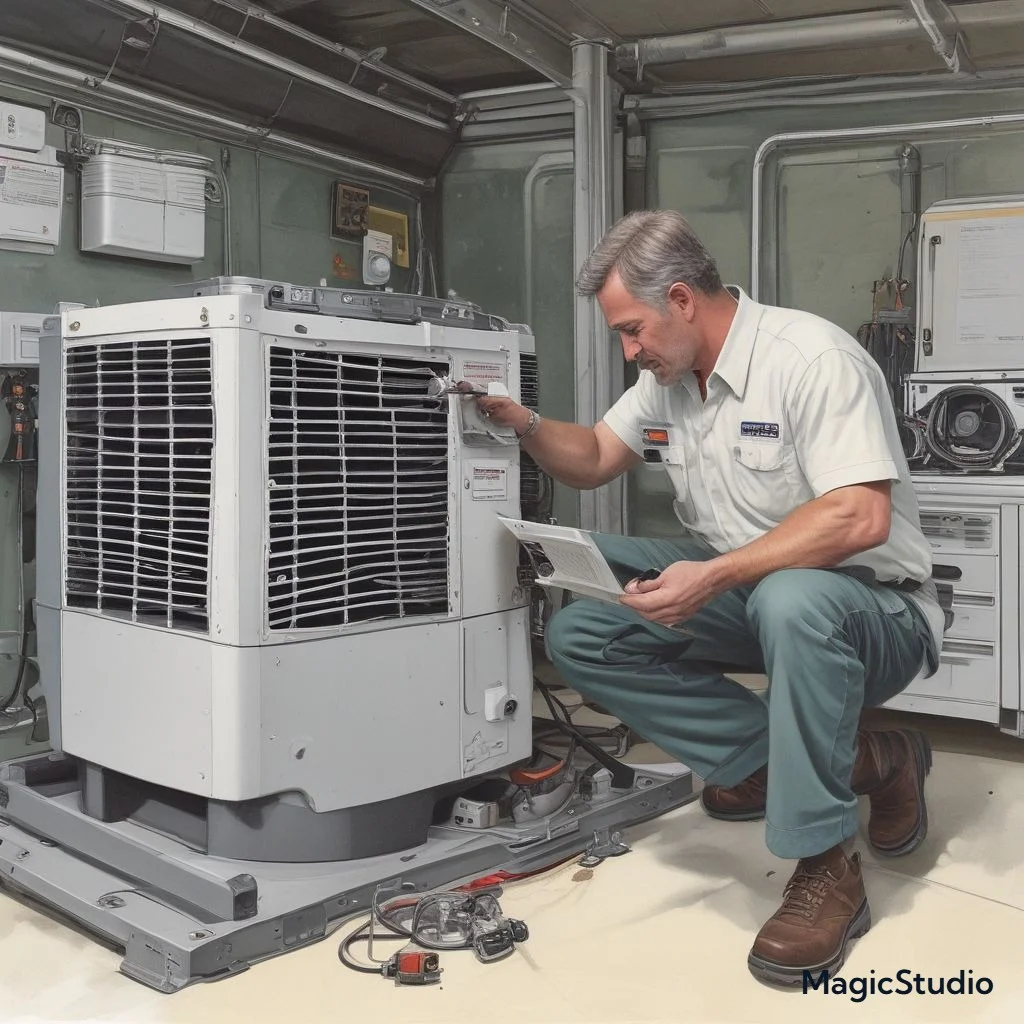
[35,284,536,861]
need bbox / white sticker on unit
[462,360,506,388]
[471,463,508,500]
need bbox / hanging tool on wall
[2,373,38,463]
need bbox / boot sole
[700,799,766,822]
[747,898,872,987]
[871,729,932,858]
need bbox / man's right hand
[455,382,532,435]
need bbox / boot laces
[779,864,835,922]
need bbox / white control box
[0,145,62,248]
[0,311,46,366]
[0,102,46,153]
[80,153,206,263]
[916,195,1024,373]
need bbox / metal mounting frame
[0,753,694,992]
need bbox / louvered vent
[267,347,451,630]
[920,511,995,549]
[518,352,546,520]
[520,352,539,411]
[64,338,214,631]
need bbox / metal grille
[520,351,539,411]
[518,352,546,520]
[267,346,450,630]
[64,338,214,631]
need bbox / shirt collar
[709,285,764,400]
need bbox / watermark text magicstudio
[804,969,994,1002]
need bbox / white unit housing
[37,293,534,816]
[0,101,46,153]
[0,310,45,365]
[887,477,1023,730]
[0,144,62,248]
[80,153,206,263]
[916,195,1024,374]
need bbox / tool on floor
[338,880,529,982]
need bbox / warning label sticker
[0,159,61,208]
[462,360,506,389]
[471,464,508,501]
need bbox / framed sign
[331,182,369,239]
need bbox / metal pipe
[209,0,458,105]
[459,83,566,101]
[89,0,452,131]
[571,41,622,534]
[620,0,1024,71]
[618,10,922,70]
[750,111,1024,300]
[0,43,431,190]
[631,66,1024,115]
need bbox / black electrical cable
[0,463,30,714]
[533,677,634,788]
[896,217,918,283]
[338,919,388,975]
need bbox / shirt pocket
[662,445,698,528]
[731,441,798,520]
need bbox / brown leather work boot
[748,844,871,986]
[700,765,767,821]
[852,727,932,857]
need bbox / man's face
[596,271,696,386]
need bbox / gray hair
[576,210,723,309]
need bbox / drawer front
[885,690,1000,724]
[930,552,998,596]
[899,639,1000,705]
[945,593,999,643]
[920,509,999,555]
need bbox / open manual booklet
[497,514,626,604]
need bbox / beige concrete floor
[2,686,1023,1024]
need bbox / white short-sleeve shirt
[603,286,943,652]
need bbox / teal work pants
[544,532,934,859]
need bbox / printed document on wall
[957,216,1024,349]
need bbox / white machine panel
[0,310,45,365]
[916,196,1024,373]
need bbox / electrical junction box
[80,153,206,263]
[0,102,46,153]
[0,145,62,249]
[0,311,46,366]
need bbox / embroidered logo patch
[642,427,670,446]
[740,421,780,439]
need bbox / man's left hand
[619,560,721,626]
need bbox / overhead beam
[209,0,460,106]
[402,0,573,89]
[93,0,454,130]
